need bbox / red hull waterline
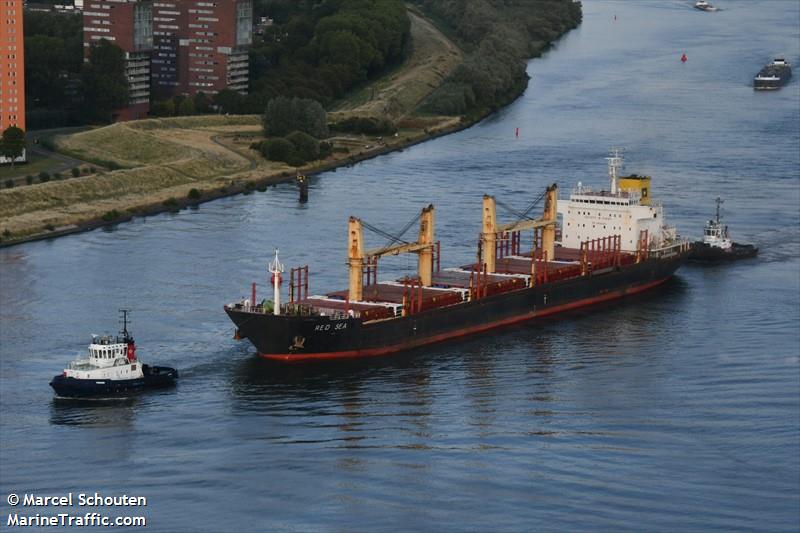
[259,276,672,363]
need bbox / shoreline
[0,114,482,248]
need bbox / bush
[319,141,333,159]
[2,229,10,238]
[261,138,294,163]
[25,175,33,185]
[53,172,62,180]
[286,131,320,161]
[150,99,176,117]
[284,153,307,167]
[45,224,55,231]
[83,167,90,175]
[418,82,476,115]
[71,167,80,177]
[163,197,178,207]
[178,97,195,116]
[101,209,120,222]
[5,179,13,188]
[38,172,50,183]
[330,116,397,135]
[188,188,201,200]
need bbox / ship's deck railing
[283,302,354,319]
[649,238,692,258]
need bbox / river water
[2,1,799,531]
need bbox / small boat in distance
[50,310,178,398]
[689,198,758,262]
[694,1,718,12]
[754,58,792,90]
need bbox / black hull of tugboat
[226,254,686,363]
[688,242,758,262]
[50,366,178,398]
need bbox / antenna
[715,197,724,224]
[606,147,624,195]
[118,309,131,341]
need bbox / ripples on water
[1,1,799,531]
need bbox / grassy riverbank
[0,3,581,247]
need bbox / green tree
[264,97,327,138]
[178,97,196,116]
[150,99,176,117]
[81,40,129,123]
[194,92,213,113]
[0,126,26,166]
[213,89,244,114]
[261,137,294,162]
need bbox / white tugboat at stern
[50,310,178,398]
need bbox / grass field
[0,152,55,181]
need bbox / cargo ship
[225,152,690,362]
[754,58,792,90]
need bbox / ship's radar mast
[715,196,724,224]
[118,309,132,342]
[269,249,284,316]
[606,148,624,195]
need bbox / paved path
[4,129,96,186]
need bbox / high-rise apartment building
[179,0,251,94]
[151,1,182,96]
[85,1,251,120]
[83,0,153,120]
[152,0,251,97]
[1,0,25,135]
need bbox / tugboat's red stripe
[259,277,671,363]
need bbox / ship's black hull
[226,254,686,362]
[754,67,792,90]
[688,242,758,262]
[50,365,178,398]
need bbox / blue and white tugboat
[50,310,178,398]
[689,198,758,262]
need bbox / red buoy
[681,53,688,63]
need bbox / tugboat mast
[715,196,724,225]
[119,309,131,342]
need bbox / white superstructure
[62,335,144,381]
[700,197,732,250]
[558,150,678,252]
